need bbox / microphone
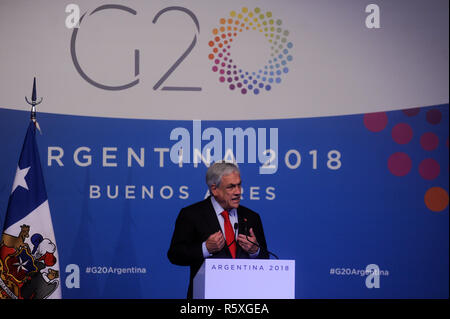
[225,223,239,248]
[241,218,279,259]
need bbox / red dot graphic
[418,158,440,180]
[392,123,413,145]
[388,152,412,177]
[420,132,439,151]
[364,112,388,132]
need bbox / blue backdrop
[0,104,448,298]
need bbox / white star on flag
[13,256,29,272]
[11,165,31,194]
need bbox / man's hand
[238,228,259,255]
[206,231,225,254]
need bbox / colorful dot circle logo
[208,7,293,95]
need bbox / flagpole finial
[25,77,43,123]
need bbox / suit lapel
[202,196,222,234]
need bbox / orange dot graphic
[220,18,226,24]
[424,187,449,212]
[208,54,214,60]
[212,28,218,35]
[208,41,214,47]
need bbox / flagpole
[25,77,43,132]
[1,77,62,299]
[25,77,43,124]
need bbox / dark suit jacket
[167,196,269,298]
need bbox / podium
[193,259,295,299]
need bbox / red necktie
[221,210,236,258]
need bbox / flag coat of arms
[0,122,61,299]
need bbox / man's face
[211,171,242,211]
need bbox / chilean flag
[0,121,61,299]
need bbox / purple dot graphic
[364,112,388,132]
[419,158,440,180]
[420,132,439,151]
[388,152,412,177]
[402,108,420,117]
[392,123,413,145]
[212,66,218,72]
[219,76,225,82]
[426,109,442,125]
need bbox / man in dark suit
[167,161,269,298]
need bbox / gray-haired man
[167,161,269,298]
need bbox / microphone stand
[242,222,279,259]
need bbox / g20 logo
[209,7,293,95]
[69,5,293,94]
